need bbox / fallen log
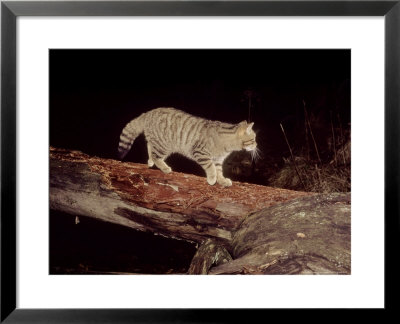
[49,147,350,274]
[210,193,351,274]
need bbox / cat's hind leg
[147,141,171,173]
[151,151,172,174]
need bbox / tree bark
[210,193,351,274]
[49,147,350,274]
[188,239,233,274]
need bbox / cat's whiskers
[250,146,261,162]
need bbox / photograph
[49,49,351,275]
[1,0,396,320]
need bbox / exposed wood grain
[50,147,311,247]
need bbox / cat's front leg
[205,164,217,185]
[147,142,154,167]
[215,162,232,187]
[195,157,217,185]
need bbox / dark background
[50,49,350,274]
[50,49,350,163]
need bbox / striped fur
[118,107,257,186]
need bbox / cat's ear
[246,122,254,134]
[237,120,251,135]
[237,121,248,135]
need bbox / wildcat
[118,107,257,187]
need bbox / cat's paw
[161,166,172,174]
[148,159,154,167]
[207,175,217,185]
[218,177,232,187]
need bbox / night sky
[50,49,350,168]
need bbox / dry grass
[269,156,350,193]
[273,105,351,193]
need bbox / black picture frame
[1,0,398,322]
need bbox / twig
[280,123,306,190]
[248,94,252,122]
[337,113,347,165]
[303,100,321,163]
[315,164,323,191]
[330,111,337,166]
[304,107,310,161]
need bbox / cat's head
[237,121,257,151]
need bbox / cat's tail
[117,113,146,159]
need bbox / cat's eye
[243,139,255,145]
